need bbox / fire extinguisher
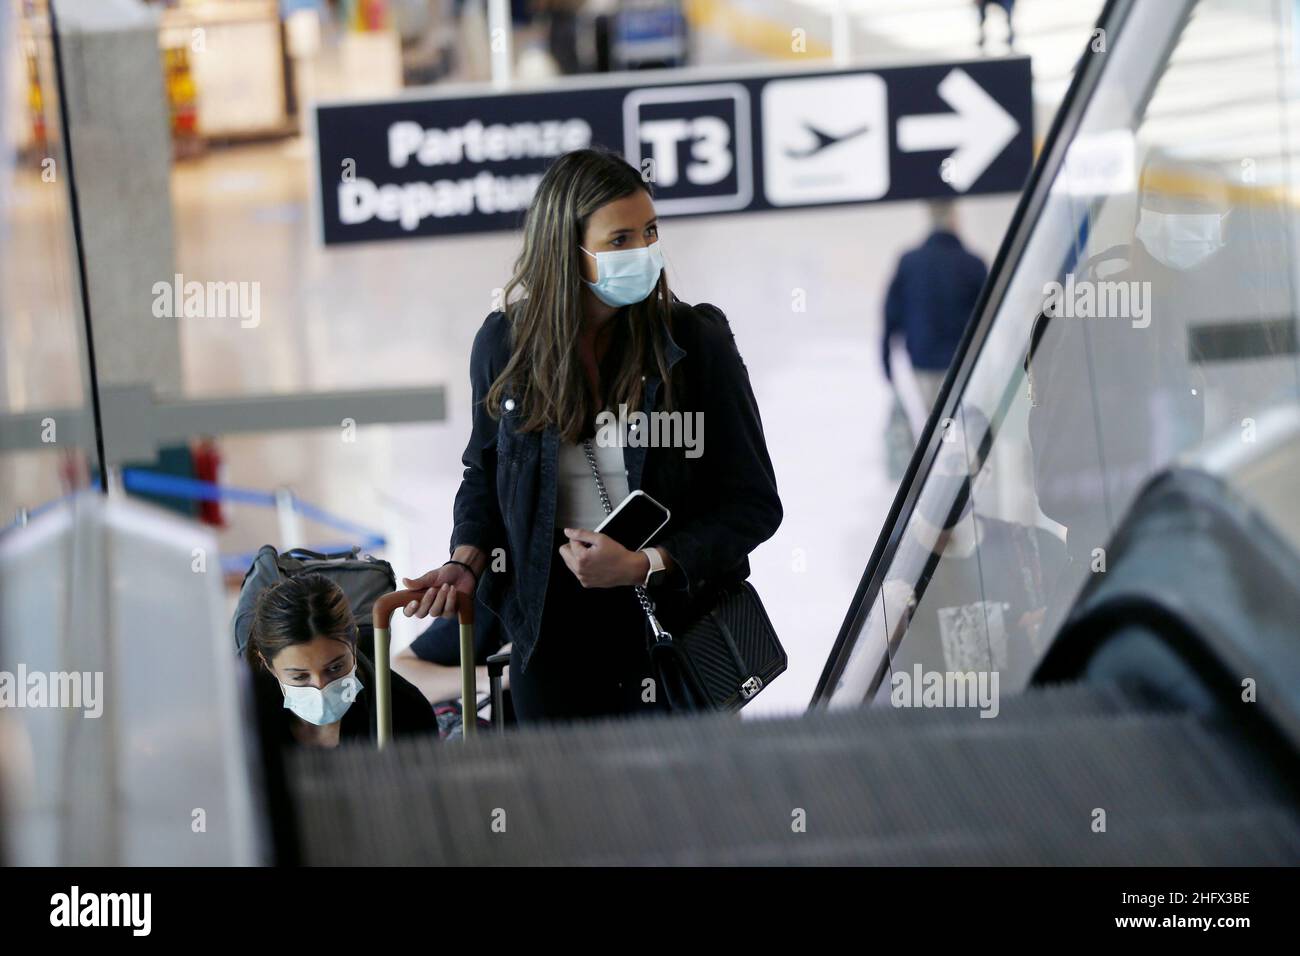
[192,436,226,527]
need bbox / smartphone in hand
[594,490,670,551]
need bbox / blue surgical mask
[580,242,664,307]
[1135,209,1225,271]
[280,667,362,726]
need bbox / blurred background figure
[882,200,988,477]
[533,0,583,75]
[975,0,1016,52]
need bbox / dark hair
[487,146,676,441]
[246,573,357,669]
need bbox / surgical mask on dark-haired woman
[580,242,664,307]
[280,668,362,726]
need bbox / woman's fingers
[399,568,474,619]
[414,586,439,618]
[563,527,602,547]
[402,570,438,590]
[440,586,458,619]
[427,582,463,618]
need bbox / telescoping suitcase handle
[371,589,477,749]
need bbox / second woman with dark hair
[248,573,436,747]
[403,147,782,723]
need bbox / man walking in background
[882,200,988,477]
[975,0,1017,51]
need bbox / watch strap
[641,547,665,586]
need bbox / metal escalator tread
[289,684,1300,865]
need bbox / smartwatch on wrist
[641,547,666,587]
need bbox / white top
[555,439,630,531]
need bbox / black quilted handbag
[649,579,786,711]
[582,441,786,712]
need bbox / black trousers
[509,531,669,724]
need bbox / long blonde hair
[486,148,676,441]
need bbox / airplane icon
[784,122,872,159]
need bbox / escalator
[284,0,1300,864]
[293,680,1300,865]
[287,419,1300,865]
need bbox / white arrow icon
[896,68,1020,193]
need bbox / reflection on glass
[828,0,1300,706]
[880,406,1067,689]
[0,1,98,522]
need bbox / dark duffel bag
[233,545,396,661]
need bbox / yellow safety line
[684,0,834,61]
[1137,166,1295,208]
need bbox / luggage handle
[372,589,477,749]
[286,546,361,561]
[487,651,511,735]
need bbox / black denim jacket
[450,299,782,672]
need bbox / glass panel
[827,586,895,710]
[827,0,1300,705]
[0,0,101,523]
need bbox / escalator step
[289,684,1300,865]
